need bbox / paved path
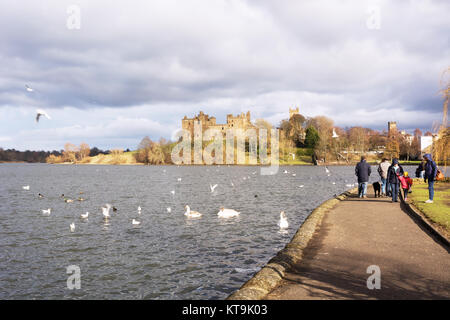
[265,193,450,299]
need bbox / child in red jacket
[402,171,413,201]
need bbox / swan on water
[217,207,240,218]
[102,204,111,219]
[132,219,141,225]
[278,211,289,229]
[80,212,89,219]
[138,206,142,214]
[184,205,202,218]
[70,223,75,232]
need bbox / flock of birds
[20,164,356,235]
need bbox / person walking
[402,172,413,201]
[355,155,371,198]
[387,158,404,203]
[377,158,391,196]
[423,153,437,203]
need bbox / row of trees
[134,137,173,164]
[277,113,432,162]
[0,148,62,163]
[46,143,117,163]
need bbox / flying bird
[25,84,34,92]
[332,128,339,138]
[210,184,218,193]
[36,109,51,123]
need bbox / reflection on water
[0,163,415,299]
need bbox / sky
[0,0,448,151]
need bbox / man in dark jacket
[386,158,404,203]
[423,153,437,203]
[355,155,371,198]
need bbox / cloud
[0,0,448,150]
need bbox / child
[402,172,413,201]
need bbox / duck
[132,219,141,225]
[184,205,202,218]
[80,212,89,219]
[217,207,240,218]
[38,193,44,198]
[278,211,289,229]
[77,197,85,201]
[112,206,118,212]
[64,198,74,203]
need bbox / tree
[79,143,90,160]
[305,126,320,149]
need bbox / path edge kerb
[226,187,358,300]
[400,192,450,248]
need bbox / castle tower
[388,121,397,137]
[289,107,299,119]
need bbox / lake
[0,163,416,299]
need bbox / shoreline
[226,187,357,300]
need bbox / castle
[182,111,256,136]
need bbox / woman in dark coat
[386,158,404,203]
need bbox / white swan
[70,223,75,232]
[132,219,141,225]
[278,211,289,229]
[42,208,51,215]
[184,205,202,218]
[22,186,30,190]
[102,204,111,219]
[210,184,218,193]
[80,212,89,219]
[218,207,240,218]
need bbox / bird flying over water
[36,109,51,123]
[210,184,218,193]
[25,84,34,92]
[102,204,112,219]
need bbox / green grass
[408,179,450,232]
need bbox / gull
[167,207,172,213]
[138,206,142,214]
[210,184,218,193]
[332,182,336,185]
[299,185,304,188]
[177,178,182,182]
[325,167,330,174]
[42,208,51,215]
[218,207,240,218]
[283,170,288,174]
[22,185,30,190]
[171,190,175,195]
[278,211,289,229]
[332,128,339,138]
[132,219,141,225]
[292,173,296,177]
[231,181,234,187]
[25,84,34,92]
[102,204,112,219]
[184,205,202,218]
[70,223,75,232]
[80,212,89,219]
[36,109,51,123]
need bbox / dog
[372,181,381,198]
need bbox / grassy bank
[408,179,450,233]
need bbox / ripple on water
[0,164,415,299]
